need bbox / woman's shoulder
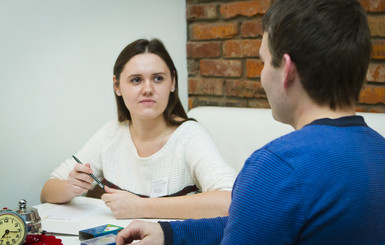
[177,119,203,131]
[171,119,210,140]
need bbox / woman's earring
[171,87,175,92]
[116,91,121,96]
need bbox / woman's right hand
[66,163,94,197]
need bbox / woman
[40,38,236,219]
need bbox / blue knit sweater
[160,116,385,244]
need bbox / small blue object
[79,224,123,241]
[81,234,117,245]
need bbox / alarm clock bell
[14,199,42,244]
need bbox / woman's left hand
[101,186,144,219]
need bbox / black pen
[72,155,105,189]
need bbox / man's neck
[293,104,356,130]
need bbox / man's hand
[116,220,165,245]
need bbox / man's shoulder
[244,127,322,169]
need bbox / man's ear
[282,54,297,89]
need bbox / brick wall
[186,0,385,113]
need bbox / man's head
[262,0,371,110]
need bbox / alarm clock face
[0,211,27,245]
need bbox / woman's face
[114,53,175,122]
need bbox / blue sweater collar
[309,115,367,127]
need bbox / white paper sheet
[45,203,101,222]
[35,197,170,236]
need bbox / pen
[72,155,105,189]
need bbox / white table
[35,197,167,244]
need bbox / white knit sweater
[50,120,236,197]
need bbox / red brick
[223,39,261,58]
[190,96,248,108]
[200,59,242,77]
[189,78,224,95]
[246,59,264,78]
[188,98,193,110]
[190,22,238,40]
[226,80,265,98]
[368,15,385,37]
[359,0,385,12]
[372,39,385,59]
[186,3,218,20]
[220,0,271,19]
[241,20,263,38]
[186,41,221,58]
[359,85,385,104]
[356,104,385,113]
[187,59,199,76]
[367,63,385,82]
[248,99,271,108]
[187,0,385,114]
[222,99,249,107]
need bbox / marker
[72,155,105,189]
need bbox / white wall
[0,0,187,208]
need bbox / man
[116,0,385,244]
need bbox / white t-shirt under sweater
[50,120,236,197]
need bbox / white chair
[188,106,385,173]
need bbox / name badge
[151,177,168,197]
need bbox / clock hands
[1,229,9,238]
[1,229,19,238]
